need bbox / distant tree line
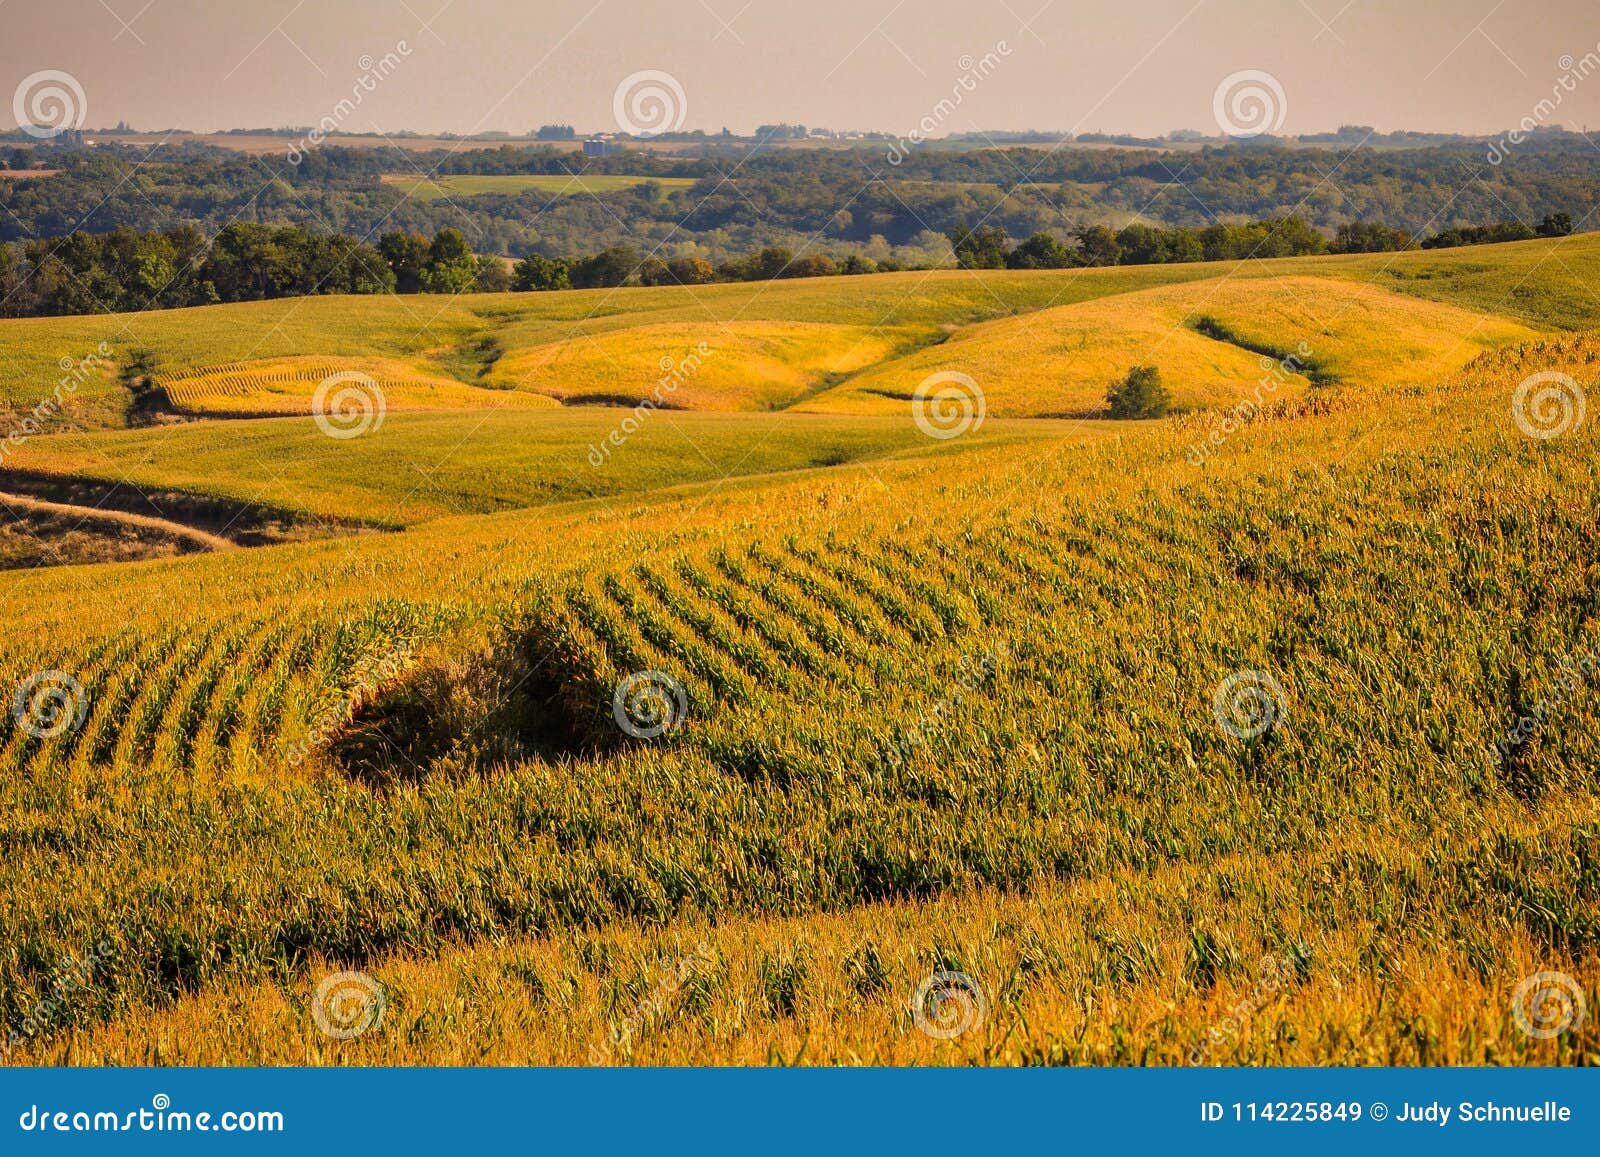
[0,211,1578,318]
[0,223,504,317]
[945,211,1575,270]
[1,139,1596,264]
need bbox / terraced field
[0,235,1597,1067]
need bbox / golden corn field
[1,236,1597,1067]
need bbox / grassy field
[380,173,700,201]
[4,233,1598,433]
[0,235,1596,1067]
[0,410,1045,525]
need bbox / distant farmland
[380,172,699,200]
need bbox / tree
[719,246,794,281]
[379,231,431,293]
[473,255,512,293]
[535,125,576,140]
[1007,231,1075,269]
[785,254,838,278]
[570,246,641,288]
[1074,225,1122,267]
[1106,365,1171,419]
[665,256,716,285]
[948,225,1010,269]
[421,228,477,294]
[1331,221,1413,254]
[512,253,571,291]
[1115,224,1171,265]
[1539,212,1574,238]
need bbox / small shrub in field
[1106,364,1172,419]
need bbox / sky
[3,0,1600,138]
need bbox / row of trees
[949,211,1575,270]
[0,223,499,317]
[510,245,895,291]
[0,208,1580,318]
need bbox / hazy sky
[4,0,1600,137]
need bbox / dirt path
[0,490,235,552]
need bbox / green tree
[379,231,431,293]
[421,228,477,294]
[665,256,717,284]
[948,225,1010,269]
[1106,365,1172,419]
[1007,231,1075,269]
[512,253,571,291]
[570,246,641,289]
[473,255,512,293]
[1074,225,1123,266]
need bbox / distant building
[583,138,612,157]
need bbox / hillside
[0,235,1595,1066]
